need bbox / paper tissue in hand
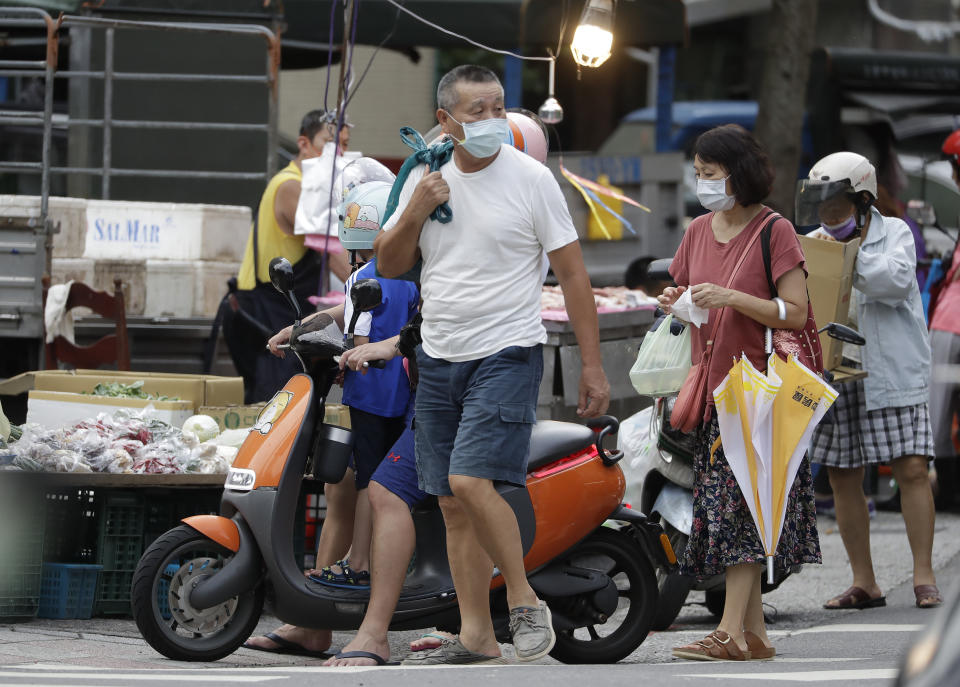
[671,289,709,328]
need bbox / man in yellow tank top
[227,110,352,402]
[237,110,352,289]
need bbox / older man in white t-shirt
[375,65,610,666]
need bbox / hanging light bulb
[538,57,564,124]
[571,0,615,68]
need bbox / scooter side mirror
[646,258,673,282]
[268,257,302,321]
[346,278,383,347]
[351,278,383,313]
[819,322,865,346]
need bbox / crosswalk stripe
[791,624,923,635]
[0,672,283,682]
[679,668,898,682]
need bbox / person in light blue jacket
[802,152,941,611]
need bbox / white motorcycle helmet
[338,180,393,252]
[795,151,877,229]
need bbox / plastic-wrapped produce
[8,406,236,474]
[50,449,92,473]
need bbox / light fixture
[538,57,564,124]
[570,0,615,68]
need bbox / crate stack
[0,487,46,621]
[95,494,145,615]
[36,487,220,617]
[1,195,250,319]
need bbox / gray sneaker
[509,600,556,661]
[401,637,508,666]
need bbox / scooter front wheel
[548,527,657,664]
[132,525,264,662]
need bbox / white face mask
[697,176,736,212]
[445,112,509,158]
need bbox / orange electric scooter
[131,257,676,664]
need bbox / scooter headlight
[225,467,256,491]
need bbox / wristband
[773,297,787,322]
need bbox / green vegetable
[86,381,178,401]
[8,425,21,442]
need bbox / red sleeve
[769,217,805,284]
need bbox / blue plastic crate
[38,563,103,619]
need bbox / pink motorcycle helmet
[506,109,549,164]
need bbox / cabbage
[216,428,250,449]
[181,415,219,443]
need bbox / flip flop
[242,632,332,658]
[914,584,942,609]
[823,586,886,610]
[410,632,453,651]
[332,650,397,666]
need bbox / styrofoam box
[51,258,95,287]
[193,260,241,317]
[145,260,196,318]
[0,195,88,258]
[2,195,252,262]
[27,390,194,430]
[92,259,147,315]
[84,200,250,262]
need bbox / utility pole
[754,0,819,221]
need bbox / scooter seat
[526,421,596,472]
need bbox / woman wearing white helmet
[801,151,941,610]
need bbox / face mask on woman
[697,177,736,212]
[821,216,858,240]
[445,112,509,158]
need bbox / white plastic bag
[617,406,658,510]
[629,315,692,397]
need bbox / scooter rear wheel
[548,527,657,664]
[132,525,264,662]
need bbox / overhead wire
[382,0,553,63]
[322,0,339,111]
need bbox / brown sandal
[914,584,942,609]
[743,630,776,660]
[672,630,751,661]
[823,586,886,610]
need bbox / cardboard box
[198,402,352,432]
[0,369,243,411]
[799,234,860,371]
[26,389,194,429]
[199,404,266,432]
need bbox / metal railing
[0,8,280,205]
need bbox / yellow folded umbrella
[714,353,838,583]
